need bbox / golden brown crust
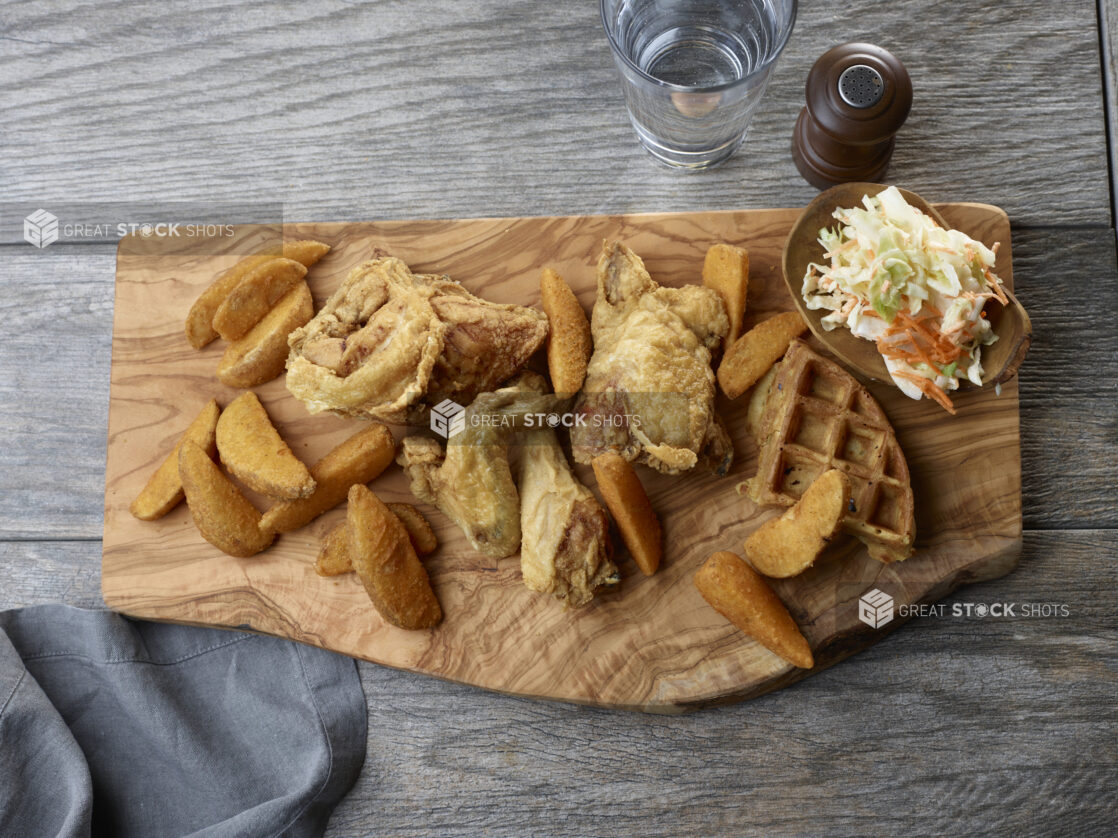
[178,440,274,557]
[540,267,592,395]
[347,485,442,630]
[185,240,329,350]
[315,503,436,578]
[186,254,273,350]
[385,502,438,556]
[591,452,661,575]
[215,392,315,500]
[212,258,307,341]
[130,399,221,521]
[693,551,813,669]
[315,523,353,576]
[744,364,779,441]
[260,424,396,534]
[717,311,808,400]
[217,282,314,388]
[702,244,749,346]
[742,340,915,563]
[744,469,850,578]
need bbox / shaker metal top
[838,64,884,109]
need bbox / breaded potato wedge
[315,522,353,577]
[185,240,330,349]
[217,281,314,388]
[347,485,442,630]
[540,268,592,395]
[213,258,308,341]
[260,424,396,534]
[186,253,272,350]
[744,469,850,578]
[385,502,438,556]
[702,243,749,346]
[179,440,274,557]
[130,399,221,521]
[694,551,813,669]
[591,452,661,575]
[315,503,436,577]
[277,239,332,269]
[216,392,315,500]
[717,311,808,399]
[744,364,779,441]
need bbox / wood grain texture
[1104,0,1118,211]
[1,530,1113,835]
[0,0,1109,229]
[1,225,1114,539]
[0,0,1115,827]
[102,204,1020,711]
[326,529,1118,837]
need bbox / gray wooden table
[2,1,1116,834]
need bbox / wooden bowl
[783,182,1031,387]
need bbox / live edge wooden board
[103,204,1022,713]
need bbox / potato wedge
[217,281,314,388]
[315,503,436,578]
[591,452,661,575]
[717,311,808,399]
[185,240,330,349]
[745,364,779,441]
[385,502,438,556]
[540,267,592,395]
[260,424,396,534]
[702,243,749,345]
[212,258,308,341]
[216,392,315,500]
[186,253,272,350]
[744,469,850,578]
[693,551,813,669]
[178,440,274,557]
[277,239,332,270]
[347,485,442,630]
[130,399,221,521]
[315,523,353,577]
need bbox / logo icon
[858,588,894,628]
[24,209,59,249]
[430,399,466,439]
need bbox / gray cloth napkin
[0,605,366,838]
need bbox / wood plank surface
[0,0,1109,229]
[1103,0,1118,211]
[102,203,1021,711]
[5,531,1112,835]
[1,0,1115,829]
[4,225,1113,541]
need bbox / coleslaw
[801,186,1006,414]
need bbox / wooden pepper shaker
[792,43,912,189]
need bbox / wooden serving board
[103,204,1022,712]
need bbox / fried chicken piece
[396,376,561,558]
[517,426,618,608]
[571,241,732,475]
[286,253,548,423]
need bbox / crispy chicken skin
[517,425,618,608]
[397,376,561,558]
[571,240,733,475]
[286,253,548,423]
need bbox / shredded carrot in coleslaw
[801,186,1006,413]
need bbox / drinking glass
[601,0,797,169]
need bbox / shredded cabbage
[801,186,1005,411]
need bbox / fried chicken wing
[397,376,561,558]
[571,241,732,475]
[286,253,548,423]
[517,426,618,608]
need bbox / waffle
[741,340,915,563]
